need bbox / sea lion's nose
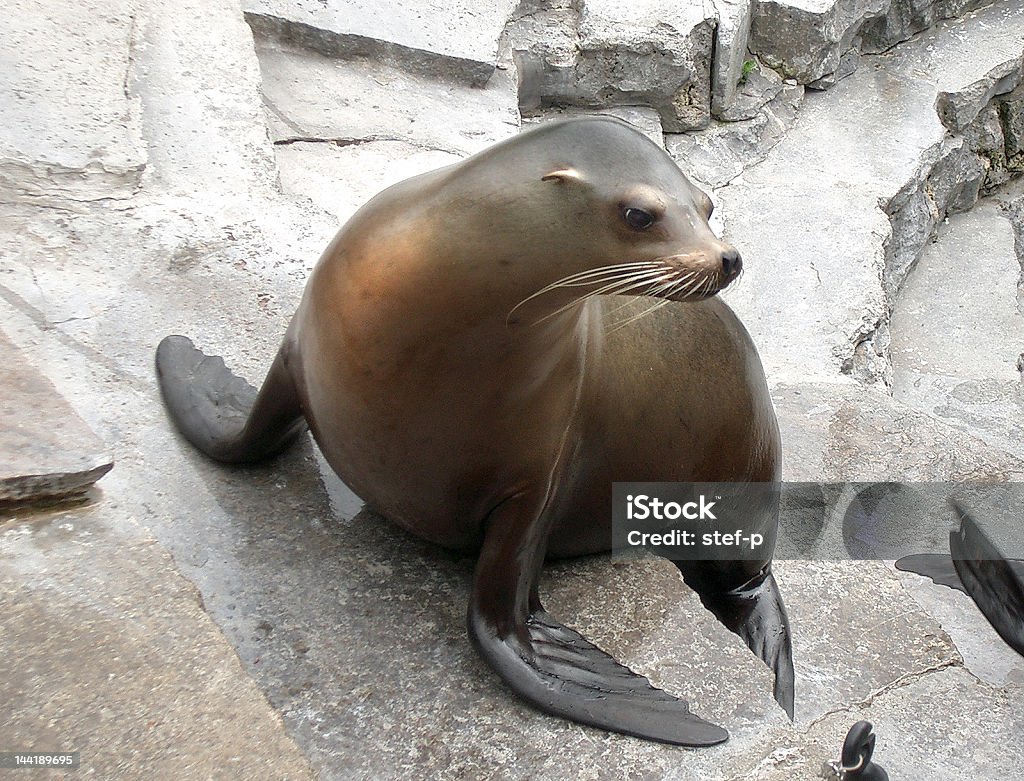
[721,248,742,278]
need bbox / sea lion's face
[523,118,743,307]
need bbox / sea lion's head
[469,117,742,323]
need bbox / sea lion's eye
[623,208,656,231]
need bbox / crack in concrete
[0,282,146,394]
[807,657,965,730]
[272,134,463,156]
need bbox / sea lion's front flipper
[468,493,728,746]
[676,564,795,718]
[155,335,306,463]
[948,500,1024,658]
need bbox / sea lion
[155,117,793,746]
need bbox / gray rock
[716,59,798,122]
[666,76,803,189]
[507,0,717,132]
[242,0,519,87]
[773,381,1024,482]
[0,0,146,204]
[719,1,1024,385]
[710,0,757,118]
[0,331,113,508]
[525,105,666,147]
[891,188,1024,461]
[726,667,1024,780]
[749,0,994,89]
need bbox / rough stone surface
[891,181,1024,461]
[0,0,146,204]
[0,505,317,780]
[718,0,1024,385]
[667,73,803,189]
[749,0,994,88]
[506,0,717,132]
[242,0,519,87]
[0,331,113,508]
[721,666,1024,780]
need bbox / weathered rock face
[717,1,1024,387]
[505,0,717,132]
[890,181,1024,462]
[667,66,804,188]
[749,0,994,89]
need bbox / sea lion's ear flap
[541,167,584,184]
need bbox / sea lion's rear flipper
[155,335,306,463]
[468,493,728,746]
[676,564,795,719]
[948,500,1024,658]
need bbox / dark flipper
[894,554,965,591]
[676,564,795,718]
[948,500,1024,658]
[155,335,306,463]
[468,493,728,746]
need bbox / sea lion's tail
[155,335,307,463]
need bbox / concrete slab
[3,0,1023,778]
[772,381,1024,482]
[242,0,519,87]
[0,0,146,203]
[254,37,520,158]
[130,0,281,202]
[0,504,316,780]
[0,331,112,508]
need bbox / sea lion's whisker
[529,270,674,326]
[603,271,698,318]
[606,278,679,331]
[548,261,664,287]
[507,262,664,323]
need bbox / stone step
[714,1,1024,384]
[248,33,520,226]
[242,0,519,87]
[0,0,146,204]
[0,330,113,509]
[890,178,1024,460]
[749,0,996,89]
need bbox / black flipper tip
[469,608,728,747]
